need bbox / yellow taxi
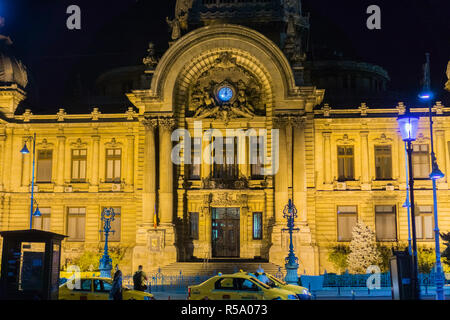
[59,277,155,300]
[234,271,312,300]
[188,273,299,300]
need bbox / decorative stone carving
[373,133,393,144]
[434,101,444,115]
[337,134,354,145]
[71,138,88,149]
[187,51,264,123]
[202,173,249,190]
[142,42,158,70]
[396,102,406,115]
[158,117,176,131]
[91,108,101,121]
[322,104,331,117]
[125,107,137,120]
[105,138,122,148]
[445,61,450,92]
[37,139,54,149]
[56,109,66,122]
[359,103,368,116]
[208,192,249,208]
[23,109,32,122]
[142,117,158,131]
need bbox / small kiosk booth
[0,229,67,300]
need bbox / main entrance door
[212,208,240,258]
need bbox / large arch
[149,24,300,113]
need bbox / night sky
[1,0,449,113]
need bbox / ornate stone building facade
[0,1,449,275]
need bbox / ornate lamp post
[397,106,421,300]
[283,199,300,285]
[402,142,413,256]
[99,208,115,278]
[419,53,445,300]
[20,133,41,229]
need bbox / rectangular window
[100,208,121,242]
[189,212,199,240]
[412,144,430,179]
[375,145,392,180]
[253,212,263,240]
[250,136,264,179]
[416,206,434,240]
[337,206,357,241]
[32,207,51,231]
[375,205,397,241]
[213,136,238,179]
[105,149,121,183]
[189,138,201,180]
[36,150,53,183]
[71,149,87,182]
[337,146,354,181]
[67,207,86,241]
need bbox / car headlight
[288,295,298,300]
[302,289,311,295]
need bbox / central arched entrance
[211,207,240,258]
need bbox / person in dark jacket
[109,264,123,300]
[133,265,148,292]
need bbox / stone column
[292,117,307,222]
[0,130,6,191]
[56,134,66,188]
[436,130,447,184]
[142,118,157,226]
[323,132,332,184]
[159,117,175,225]
[126,134,135,188]
[274,117,289,224]
[2,127,13,191]
[360,131,370,189]
[90,135,100,191]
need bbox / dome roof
[0,39,28,89]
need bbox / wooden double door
[212,208,240,258]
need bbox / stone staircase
[148,260,284,277]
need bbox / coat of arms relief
[187,52,265,124]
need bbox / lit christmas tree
[347,221,382,274]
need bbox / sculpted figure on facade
[445,61,450,92]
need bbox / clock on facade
[217,86,234,103]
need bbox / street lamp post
[99,208,115,278]
[20,133,41,229]
[283,199,300,285]
[402,142,413,256]
[419,53,445,300]
[397,107,421,300]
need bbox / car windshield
[248,277,271,290]
[268,274,287,286]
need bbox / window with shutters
[375,146,392,180]
[36,150,53,183]
[375,205,397,241]
[67,207,86,241]
[32,207,51,231]
[105,149,121,183]
[71,149,87,182]
[337,206,357,241]
[416,206,434,240]
[412,144,430,179]
[337,146,354,181]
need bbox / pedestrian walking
[109,264,123,300]
[133,265,148,291]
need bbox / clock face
[217,86,234,103]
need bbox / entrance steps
[149,260,284,277]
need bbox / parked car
[188,273,299,300]
[59,277,155,300]
[234,271,312,300]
